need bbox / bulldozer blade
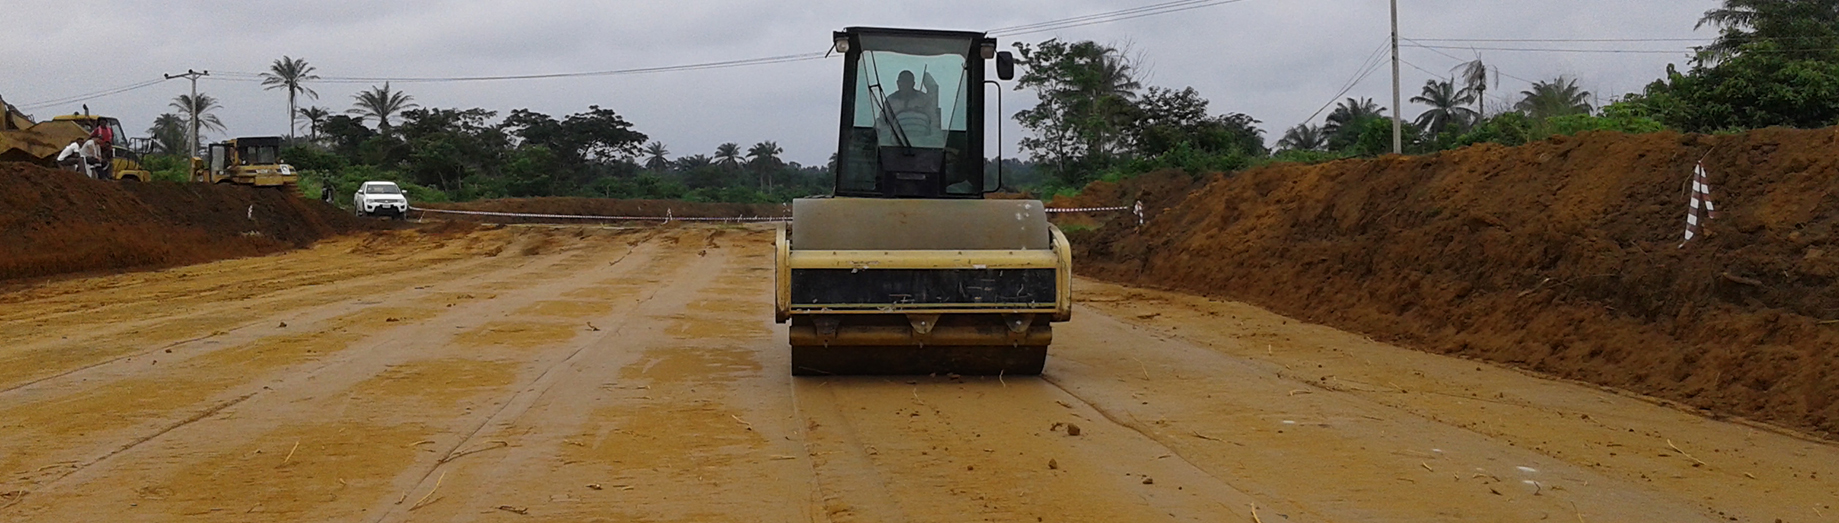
[791,344,1047,376]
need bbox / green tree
[676,154,712,170]
[643,141,671,171]
[1696,0,1839,65]
[349,82,418,135]
[1411,78,1479,135]
[1277,124,1328,151]
[396,107,509,190]
[170,93,226,148]
[1642,1,1839,131]
[1123,86,1267,158]
[319,114,376,158]
[1325,97,1385,150]
[1011,39,1142,185]
[1516,77,1592,120]
[145,113,188,154]
[260,56,320,139]
[297,106,331,139]
[746,141,784,190]
[1644,49,1839,131]
[713,142,743,171]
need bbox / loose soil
[1071,128,1839,439]
[3,225,1830,522]
[0,163,375,282]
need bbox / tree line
[140,60,830,204]
[1012,0,1839,194]
[139,0,1839,201]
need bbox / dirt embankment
[1071,128,1839,438]
[0,163,376,282]
[418,197,787,223]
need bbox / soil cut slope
[1073,128,1839,438]
[0,163,373,282]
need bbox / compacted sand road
[0,224,1833,522]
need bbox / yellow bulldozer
[774,27,1070,376]
[1,99,152,181]
[193,136,297,187]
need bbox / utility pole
[164,69,208,173]
[1389,0,1402,155]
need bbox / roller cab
[775,27,1063,376]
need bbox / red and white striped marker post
[1680,160,1717,248]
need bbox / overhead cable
[989,0,1250,37]
[17,78,172,110]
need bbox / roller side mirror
[996,51,1015,81]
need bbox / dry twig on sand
[1666,439,1708,466]
[280,440,300,467]
[409,472,446,511]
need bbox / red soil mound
[0,163,375,282]
[417,197,788,224]
[1075,128,1839,438]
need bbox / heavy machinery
[193,136,297,187]
[774,27,1070,376]
[1,99,152,181]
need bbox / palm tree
[643,141,671,171]
[297,106,331,139]
[260,56,319,140]
[676,154,712,170]
[1276,124,1328,151]
[713,142,743,170]
[746,141,784,190]
[349,82,417,135]
[1516,77,1593,120]
[1411,78,1479,135]
[1325,97,1385,135]
[146,113,189,155]
[1454,58,1491,118]
[170,93,226,151]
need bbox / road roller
[774,27,1072,375]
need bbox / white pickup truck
[353,181,410,218]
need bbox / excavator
[774,27,1071,376]
[1,99,152,181]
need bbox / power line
[988,0,1218,34]
[245,52,830,85]
[1400,39,1536,84]
[1294,38,1393,129]
[1413,44,1692,55]
[1400,58,1443,79]
[1411,37,1711,43]
[17,78,172,110]
[20,3,1258,109]
[989,0,1251,37]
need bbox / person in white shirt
[79,138,104,179]
[56,140,84,173]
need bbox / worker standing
[90,123,115,164]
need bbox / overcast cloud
[2,1,1720,165]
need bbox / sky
[2,0,1723,165]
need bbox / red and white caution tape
[1044,206,1131,213]
[1046,200,1146,226]
[1680,160,1717,248]
[410,206,788,223]
[414,199,1149,226]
